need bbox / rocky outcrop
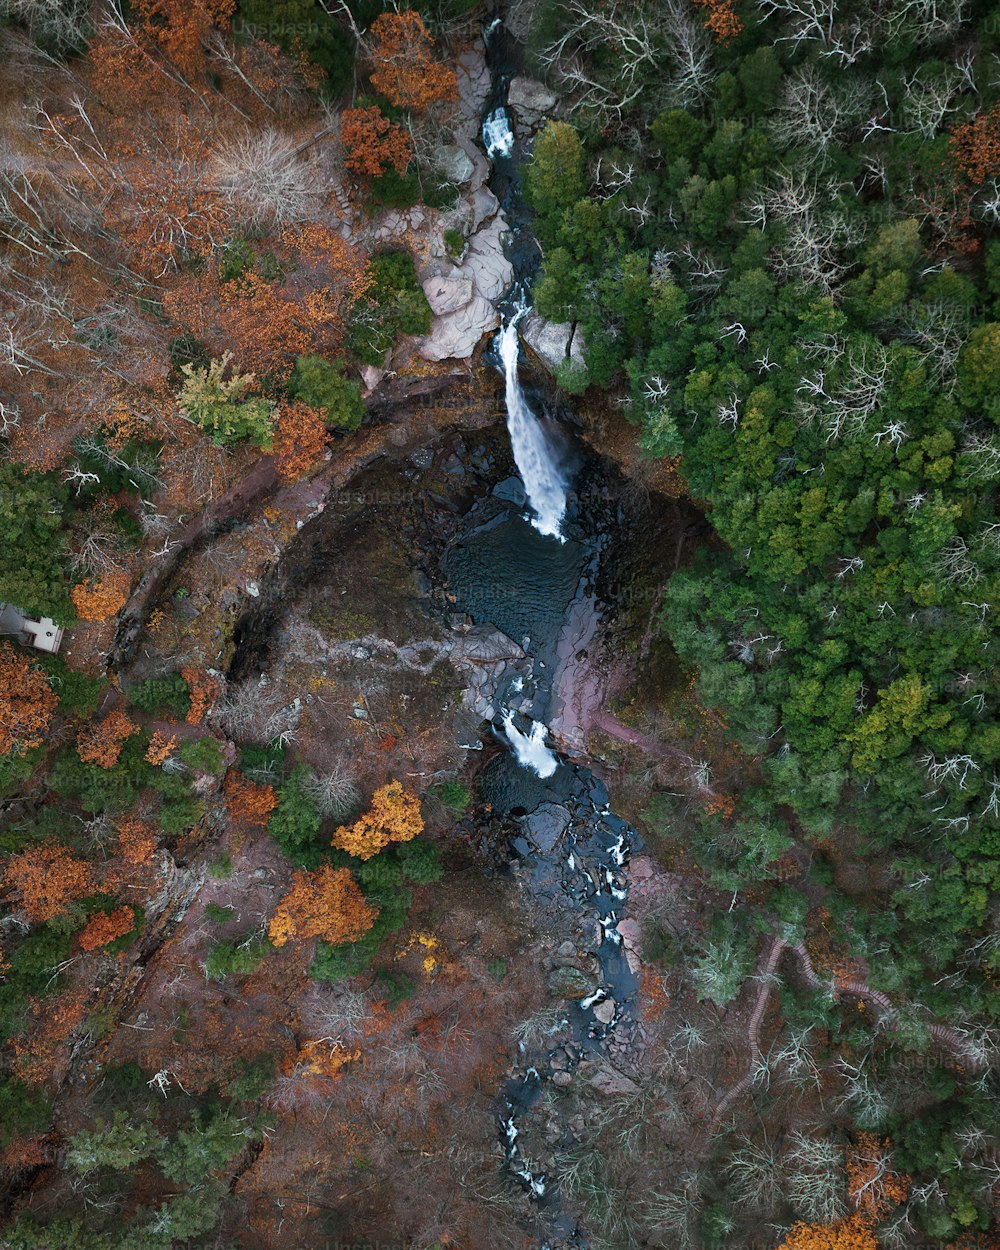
[508,76,558,129]
[522,312,585,374]
[418,295,499,362]
[423,273,475,316]
[417,203,512,362]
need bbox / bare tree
[303,763,360,821]
[209,126,322,229]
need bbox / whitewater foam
[502,711,559,778]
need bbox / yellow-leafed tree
[268,865,377,948]
[331,780,423,860]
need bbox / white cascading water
[502,710,559,778]
[499,313,567,540]
[482,107,514,158]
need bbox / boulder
[422,272,475,316]
[522,312,585,374]
[547,965,593,998]
[417,295,499,362]
[469,186,500,230]
[434,144,476,186]
[456,45,491,137]
[593,998,616,1025]
[523,803,571,853]
[583,1062,640,1097]
[616,918,642,950]
[508,76,558,128]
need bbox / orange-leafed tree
[692,0,743,43]
[271,400,330,480]
[132,0,237,78]
[846,1135,909,1218]
[341,105,414,178]
[117,814,159,865]
[70,571,131,622]
[0,643,59,757]
[224,769,278,827]
[367,11,458,111]
[331,780,424,860]
[77,709,140,768]
[4,844,96,923]
[145,730,179,765]
[79,905,136,952]
[164,225,365,382]
[267,865,378,947]
[950,104,1000,188]
[182,668,221,724]
[777,1214,877,1250]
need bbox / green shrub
[394,838,442,884]
[0,1079,51,1145]
[225,1052,276,1102]
[178,354,275,448]
[238,0,355,95]
[288,355,364,430]
[433,780,470,817]
[268,764,323,866]
[203,936,270,981]
[38,656,107,717]
[47,735,151,813]
[205,903,235,924]
[443,227,465,257]
[0,746,43,801]
[240,742,287,783]
[0,463,73,622]
[177,735,225,775]
[157,796,205,836]
[126,673,191,718]
[377,968,416,1006]
[208,853,234,879]
[347,251,433,366]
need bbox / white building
[0,603,64,654]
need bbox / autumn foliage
[133,0,237,77]
[76,709,140,768]
[846,1135,909,1217]
[331,781,424,860]
[182,668,220,724]
[777,1214,877,1250]
[267,865,378,947]
[79,905,136,952]
[367,11,458,111]
[224,769,278,827]
[341,106,414,179]
[117,815,159,865]
[164,226,366,383]
[692,0,743,43]
[950,105,1000,187]
[4,844,95,923]
[271,400,330,481]
[0,644,59,757]
[70,571,131,622]
[145,731,179,765]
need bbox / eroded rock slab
[522,312,585,373]
[508,76,558,128]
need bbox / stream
[441,18,644,1246]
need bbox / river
[435,18,644,1245]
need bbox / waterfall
[482,107,514,158]
[502,710,559,778]
[499,313,567,540]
